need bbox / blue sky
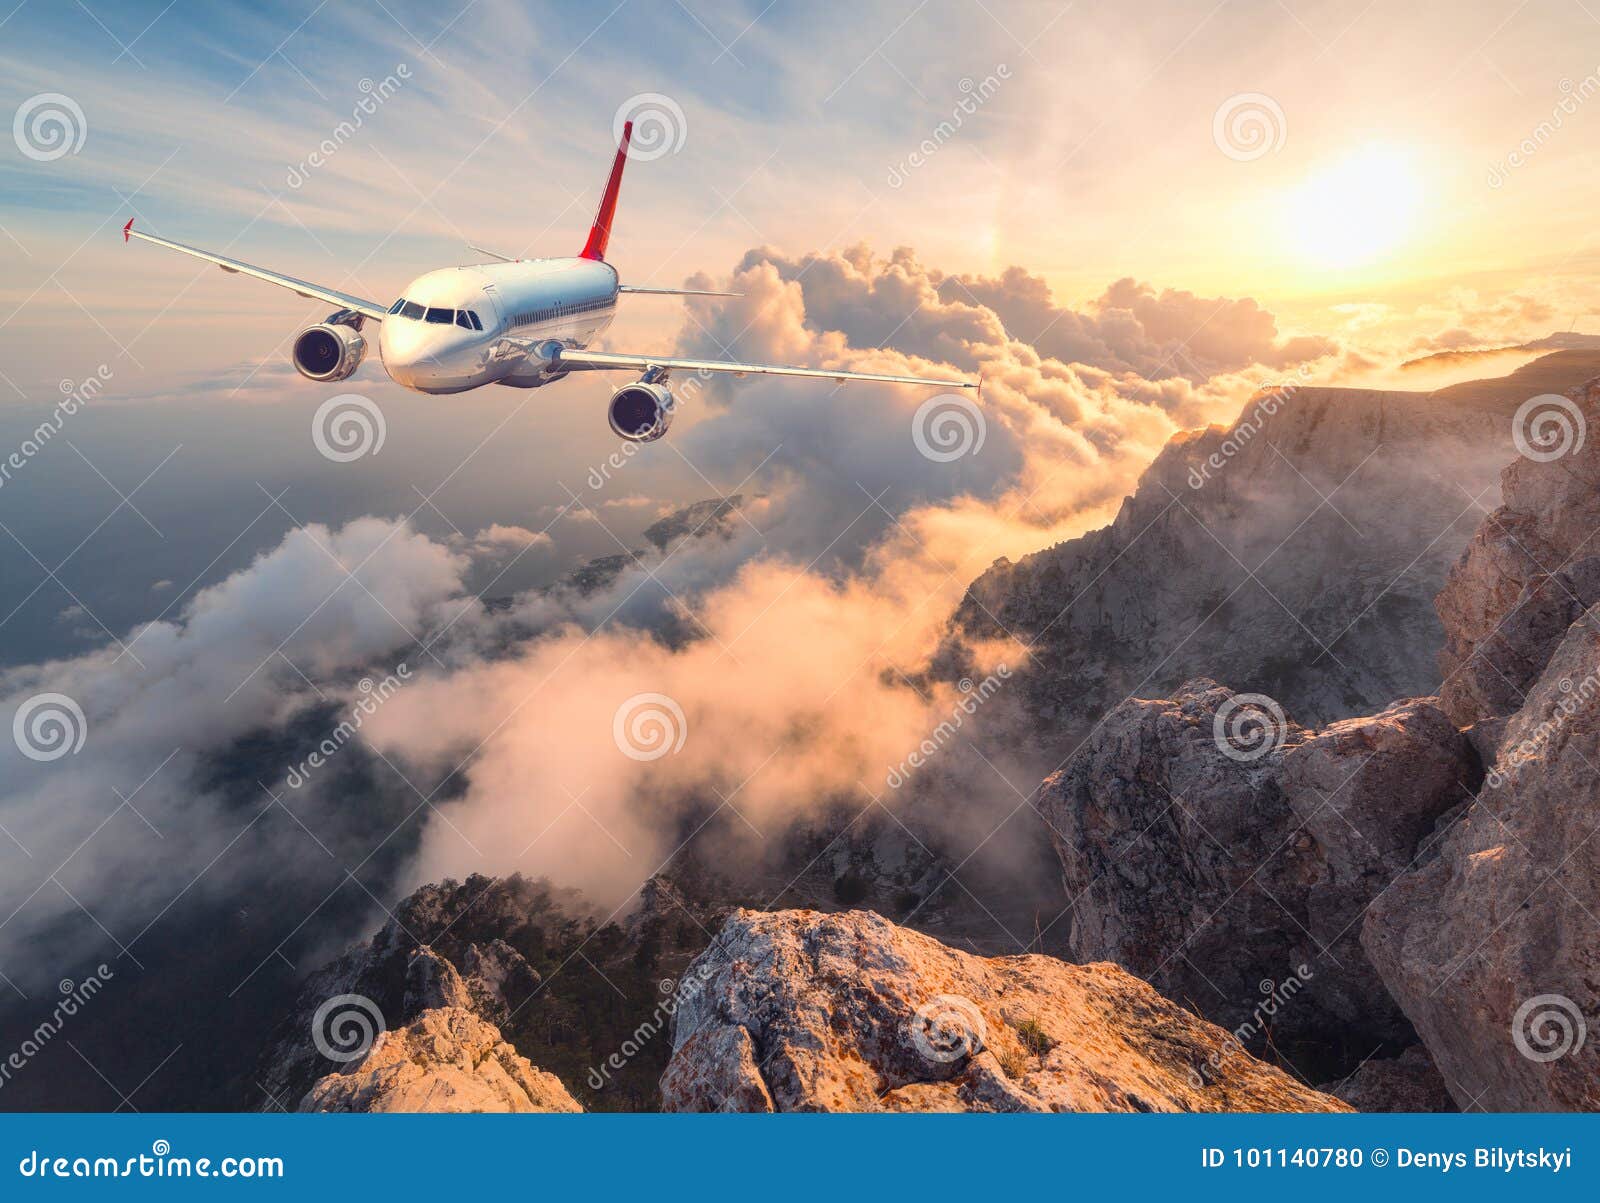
[3,0,1600,664]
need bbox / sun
[1281,144,1424,270]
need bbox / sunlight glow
[1281,144,1424,270]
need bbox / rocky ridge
[659,908,1346,1112]
[299,951,580,1113]
[949,351,1600,764]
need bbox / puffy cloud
[0,518,470,984]
[729,247,1339,384]
[448,523,554,561]
[0,242,1345,982]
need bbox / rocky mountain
[1035,683,1476,1081]
[1361,377,1600,1110]
[245,364,1600,1114]
[1026,374,1600,1111]
[948,351,1600,769]
[249,873,716,1112]
[299,950,580,1113]
[658,908,1344,1112]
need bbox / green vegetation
[1013,1017,1055,1060]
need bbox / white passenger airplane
[126,121,977,443]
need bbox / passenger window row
[387,299,484,330]
[509,296,613,327]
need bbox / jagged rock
[1435,378,1600,734]
[948,353,1600,767]
[251,875,578,1111]
[300,1004,581,1113]
[459,938,541,1020]
[1323,1045,1456,1113]
[659,908,1347,1113]
[1036,680,1476,1076]
[642,495,744,551]
[1364,612,1600,1110]
[251,873,722,1113]
[1360,377,1600,1111]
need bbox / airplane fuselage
[125,116,978,412]
[378,257,619,394]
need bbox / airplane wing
[618,285,744,298]
[123,220,390,322]
[552,347,978,389]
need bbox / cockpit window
[455,310,472,329]
[401,301,425,320]
[425,307,454,324]
[388,298,406,315]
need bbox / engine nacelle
[293,321,366,382]
[607,381,675,443]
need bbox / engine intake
[607,382,674,443]
[293,322,366,382]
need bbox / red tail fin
[580,121,631,261]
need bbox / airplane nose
[380,320,481,392]
[380,321,436,389]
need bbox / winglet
[579,120,632,261]
[123,218,134,243]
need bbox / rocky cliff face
[659,908,1346,1112]
[299,950,580,1113]
[949,352,1600,764]
[1024,374,1600,1111]
[1035,681,1476,1079]
[250,873,716,1112]
[1361,378,1600,1110]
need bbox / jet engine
[607,381,675,442]
[293,318,366,382]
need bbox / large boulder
[301,1004,581,1113]
[293,948,580,1113]
[1035,679,1476,1076]
[1363,613,1600,1109]
[658,908,1347,1113]
[1323,1044,1456,1113]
